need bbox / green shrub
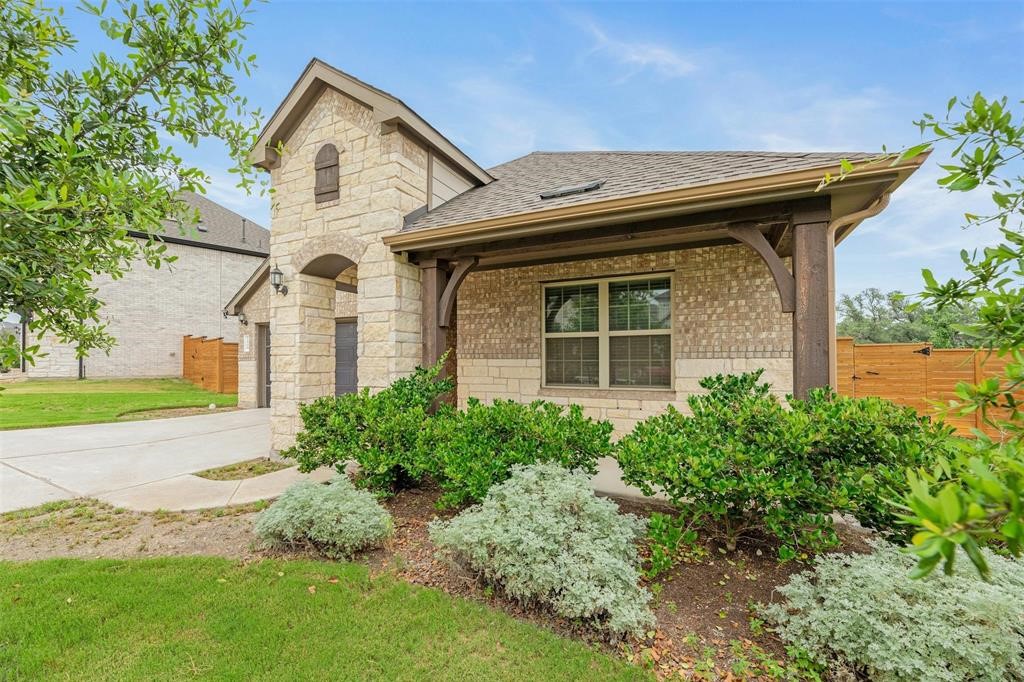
[429,464,653,638]
[795,388,955,540]
[760,541,1024,682]
[617,371,831,557]
[644,512,696,579]
[254,476,392,558]
[616,371,951,558]
[282,357,452,493]
[414,398,613,508]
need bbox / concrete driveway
[0,409,274,513]
[1,407,650,514]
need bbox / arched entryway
[294,246,360,398]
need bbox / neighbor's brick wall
[266,87,428,450]
[456,244,793,434]
[27,239,262,379]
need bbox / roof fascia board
[225,258,269,314]
[250,60,493,185]
[386,157,925,252]
[127,231,269,258]
[832,163,920,245]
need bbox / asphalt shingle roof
[405,151,873,231]
[153,192,269,255]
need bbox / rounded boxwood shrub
[254,476,392,558]
[616,370,953,558]
[794,387,955,540]
[414,398,613,509]
[760,541,1024,682]
[282,358,452,493]
[428,463,653,638]
[616,371,834,557]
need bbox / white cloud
[446,76,604,164]
[855,164,1001,258]
[201,170,271,227]
[699,76,896,152]
[577,17,696,80]
[835,162,1004,296]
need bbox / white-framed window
[542,273,673,389]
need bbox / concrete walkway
[0,409,327,513]
[1,407,650,514]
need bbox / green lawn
[0,558,647,681]
[0,378,237,429]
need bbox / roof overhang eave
[224,258,269,315]
[247,59,493,185]
[385,156,927,253]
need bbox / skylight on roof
[539,180,604,200]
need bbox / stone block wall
[26,238,262,379]
[456,244,793,434]
[236,281,270,409]
[265,87,429,451]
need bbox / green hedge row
[283,362,954,557]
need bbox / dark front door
[256,324,272,407]
[335,320,357,395]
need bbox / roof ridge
[523,150,871,157]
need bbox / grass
[195,458,291,481]
[0,378,236,429]
[0,499,134,542]
[0,558,648,681]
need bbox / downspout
[829,192,891,240]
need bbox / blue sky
[68,0,1024,298]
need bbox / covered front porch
[387,163,917,430]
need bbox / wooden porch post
[420,258,449,367]
[791,198,835,398]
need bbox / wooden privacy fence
[836,337,1016,437]
[182,335,238,394]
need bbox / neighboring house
[25,192,269,379]
[225,59,925,452]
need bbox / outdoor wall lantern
[270,265,288,296]
[238,312,248,326]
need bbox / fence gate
[836,338,1013,437]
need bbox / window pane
[545,338,599,385]
[609,278,671,331]
[545,284,599,333]
[609,334,671,387]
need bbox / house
[23,192,269,379]
[224,59,925,452]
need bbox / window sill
[538,386,677,401]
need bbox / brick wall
[456,244,794,434]
[27,239,263,378]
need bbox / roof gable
[250,59,492,186]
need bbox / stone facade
[455,244,794,434]
[236,275,358,411]
[236,279,270,409]
[27,239,261,378]
[265,87,428,451]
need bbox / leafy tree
[0,0,262,371]
[835,95,1023,578]
[836,287,978,347]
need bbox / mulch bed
[367,484,872,680]
[1,485,873,679]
